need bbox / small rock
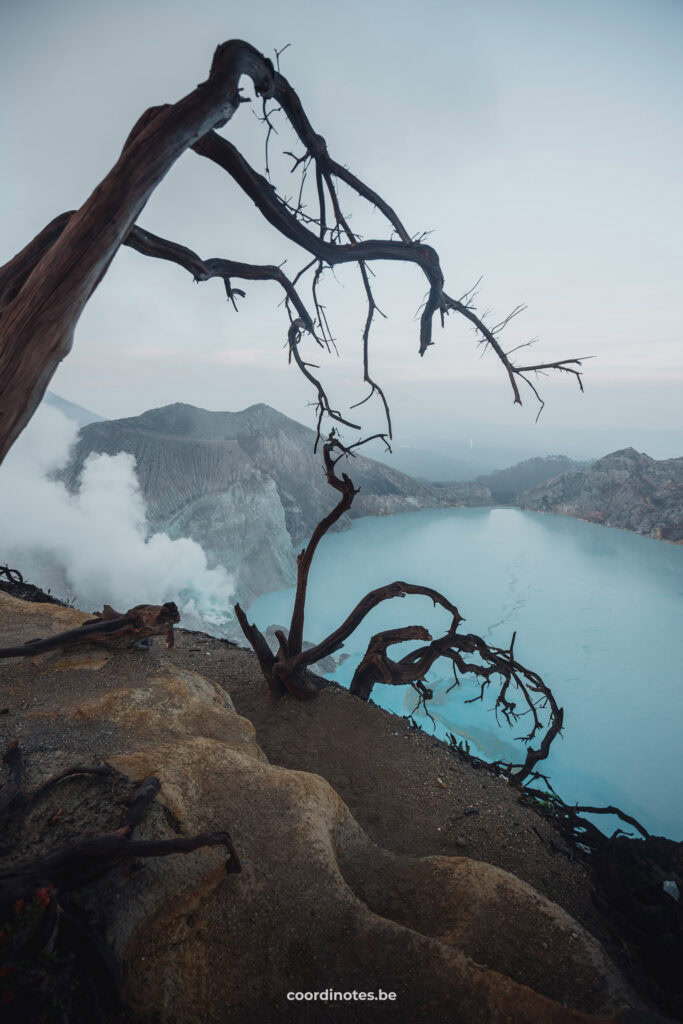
[663,880,680,901]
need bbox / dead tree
[1,39,580,783]
[236,435,564,785]
[0,40,585,465]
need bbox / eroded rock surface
[0,593,651,1022]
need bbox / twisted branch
[237,438,563,783]
[1,38,585,464]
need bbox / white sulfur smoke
[0,405,234,632]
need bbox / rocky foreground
[519,448,683,541]
[0,591,676,1023]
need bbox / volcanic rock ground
[0,593,671,1023]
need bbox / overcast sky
[2,0,682,459]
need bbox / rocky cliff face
[64,403,490,607]
[519,448,683,540]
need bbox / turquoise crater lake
[248,508,683,841]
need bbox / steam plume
[0,406,234,633]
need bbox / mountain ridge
[44,390,105,428]
[475,454,592,504]
[64,402,490,607]
[519,447,683,540]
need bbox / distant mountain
[519,448,683,541]
[368,445,501,482]
[44,391,105,428]
[476,455,591,504]
[63,403,490,607]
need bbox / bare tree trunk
[0,42,275,460]
[287,440,357,657]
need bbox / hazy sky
[2,0,682,459]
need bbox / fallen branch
[519,784,651,846]
[0,567,23,586]
[0,601,180,659]
[0,830,239,912]
[0,755,240,1019]
[5,762,118,818]
[569,804,650,840]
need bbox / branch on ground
[0,602,180,659]
[0,747,239,1017]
